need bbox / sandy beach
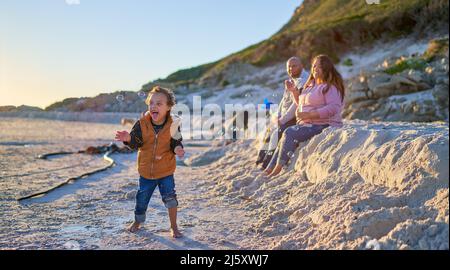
[0,116,260,249]
[0,116,448,250]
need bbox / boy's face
[148,92,171,123]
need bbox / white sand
[204,120,449,250]
[0,117,448,250]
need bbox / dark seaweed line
[16,150,116,201]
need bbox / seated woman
[263,54,345,177]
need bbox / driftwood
[17,143,133,201]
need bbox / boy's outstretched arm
[121,121,144,150]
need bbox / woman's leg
[270,124,329,176]
[260,119,297,169]
[266,126,297,176]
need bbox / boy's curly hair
[145,86,176,107]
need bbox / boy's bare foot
[170,227,183,238]
[128,221,141,233]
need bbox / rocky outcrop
[44,91,148,113]
[343,38,449,122]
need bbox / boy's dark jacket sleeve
[124,120,143,150]
[170,125,183,154]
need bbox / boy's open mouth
[151,111,159,118]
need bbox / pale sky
[0,0,300,108]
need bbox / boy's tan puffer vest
[137,113,178,180]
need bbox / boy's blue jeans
[134,174,178,223]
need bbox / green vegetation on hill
[384,37,449,75]
[384,58,428,75]
[45,98,81,111]
[0,105,43,112]
[157,62,218,84]
[423,37,450,62]
[153,0,448,87]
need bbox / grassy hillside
[148,0,449,88]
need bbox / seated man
[256,56,309,169]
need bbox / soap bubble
[116,94,125,102]
[137,91,146,99]
[65,0,80,5]
[287,151,295,158]
[272,93,278,97]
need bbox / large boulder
[368,73,431,99]
[345,76,370,105]
[343,40,448,123]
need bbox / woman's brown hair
[304,55,345,102]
